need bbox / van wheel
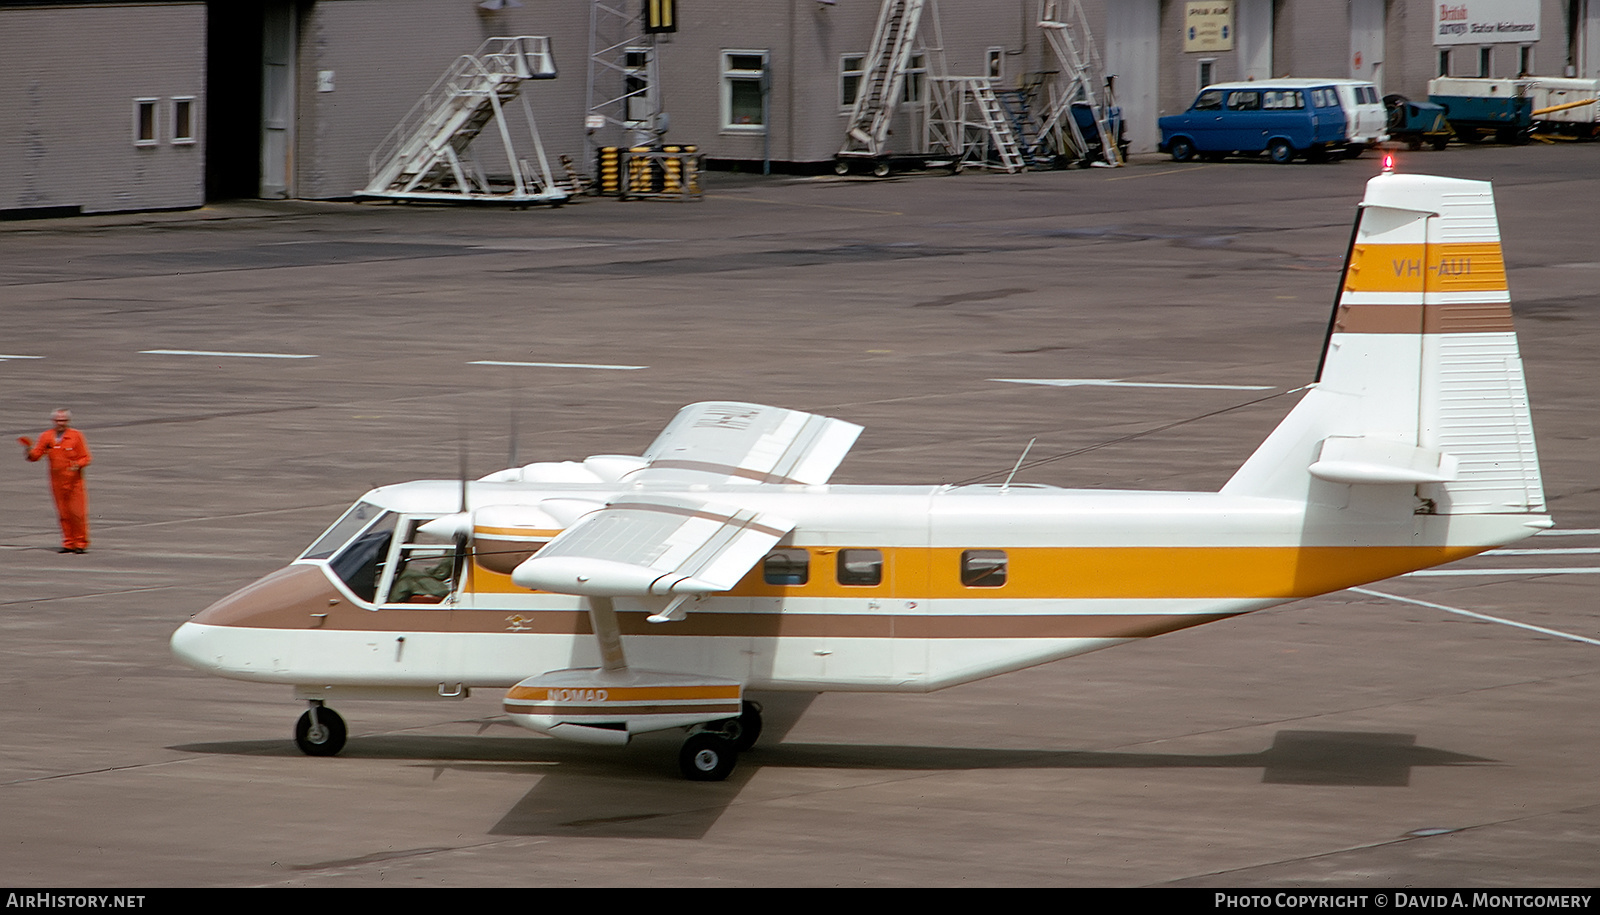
[1431,137,1450,151]
[1268,139,1296,164]
[1169,138,1196,162]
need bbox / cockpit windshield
[300,501,387,561]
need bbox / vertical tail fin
[1223,173,1545,516]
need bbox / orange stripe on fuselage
[505,684,741,702]
[469,544,1489,600]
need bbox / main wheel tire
[295,707,347,757]
[1169,137,1196,162]
[1268,139,1296,164]
[1431,137,1450,151]
[717,700,765,752]
[680,733,738,781]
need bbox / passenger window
[837,549,883,587]
[1191,90,1223,111]
[1227,91,1261,111]
[1262,90,1303,110]
[763,549,810,586]
[960,550,1008,588]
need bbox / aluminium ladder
[360,36,568,204]
[926,77,1028,173]
[838,0,927,164]
[1034,0,1122,167]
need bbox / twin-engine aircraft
[173,172,1550,780]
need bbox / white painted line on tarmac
[470,360,647,371]
[141,349,318,359]
[1537,528,1600,536]
[1487,547,1600,556]
[1351,587,1600,647]
[1404,567,1600,576]
[993,378,1273,391]
[0,354,45,360]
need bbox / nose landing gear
[294,700,347,756]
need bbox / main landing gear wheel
[680,733,739,781]
[295,704,347,757]
[717,700,764,752]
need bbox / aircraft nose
[170,621,216,673]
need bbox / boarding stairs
[1034,0,1122,167]
[360,36,568,204]
[838,0,927,161]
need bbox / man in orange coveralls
[19,408,92,553]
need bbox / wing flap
[510,494,794,599]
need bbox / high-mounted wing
[629,401,862,485]
[510,493,794,619]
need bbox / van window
[1262,90,1304,110]
[1226,91,1261,111]
[1192,90,1224,111]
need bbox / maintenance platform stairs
[359,36,568,205]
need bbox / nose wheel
[295,701,347,757]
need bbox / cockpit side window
[378,517,464,606]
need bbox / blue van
[1159,80,1348,163]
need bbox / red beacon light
[1382,152,1396,173]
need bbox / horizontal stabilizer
[1309,436,1459,485]
[633,402,862,485]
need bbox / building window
[1197,58,1216,91]
[960,550,1007,588]
[1519,45,1533,76]
[722,50,767,131]
[987,47,1004,81]
[133,99,158,146]
[1439,49,1451,77]
[836,549,883,587]
[840,54,864,109]
[901,53,926,103]
[624,48,651,124]
[1479,46,1493,78]
[763,549,810,586]
[171,97,196,145]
